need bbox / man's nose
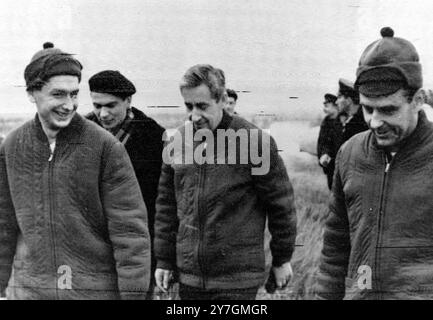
[99,107,110,118]
[63,96,75,111]
[190,108,202,122]
[369,110,384,129]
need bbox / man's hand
[155,268,175,293]
[272,262,293,289]
[319,154,332,167]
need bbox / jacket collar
[33,112,85,144]
[215,109,233,131]
[189,109,233,135]
[86,106,147,128]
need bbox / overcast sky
[1,0,433,116]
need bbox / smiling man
[316,27,433,299]
[0,43,151,299]
[154,64,297,300]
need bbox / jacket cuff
[156,259,175,270]
[272,255,293,268]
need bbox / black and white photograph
[1,0,433,306]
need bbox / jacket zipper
[374,153,392,299]
[48,146,59,298]
[195,163,207,289]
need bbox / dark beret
[324,93,337,104]
[24,42,82,91]
[355,27,422,97]
[88,70,136,99]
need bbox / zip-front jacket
[0,113,151,299]
[154,111,297,290]
[316,111,433,299]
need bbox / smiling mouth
[374,128,397,139]
[101,119,114,126]
[54,110,73,118]
[194,121,207,128]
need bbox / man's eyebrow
[95,102,116,107]
[184,102,208,108]
[50,89,80,94]
[361,103,398,109]
[50,89,67,93]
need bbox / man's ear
[27,91,36,104]
[124,96,132,107]
[221,91,228,104]
[413,88,425,107]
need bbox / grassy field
[0,115,32,140]
[258,154,330,300]
[0,114,330,300]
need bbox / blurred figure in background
[225,88,238,115]
[317,93,339,189]
[414,88,433,122]
[334,78,369,148]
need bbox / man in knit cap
[0,43,151,299]
[86,70,165,299]
[316,27,433,299]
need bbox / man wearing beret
[86,70,165,299]
[0,43,151,299]
[317,93,339,190]
[316,27,433,299]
